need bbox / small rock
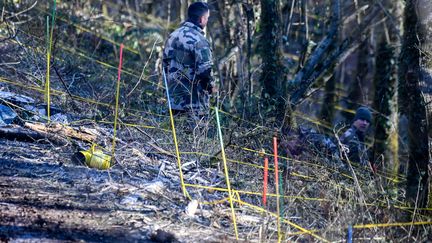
[50,113,68,124]
[0,91,34,105]
[0,104,17,126]
[143,180,165,194]
[120,194,140,205]
[185,200,198,217]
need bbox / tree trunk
[371,0,400,177]
[320,74,337,124]
[213,0,232,51]
[319,11,344,126]
[288,3,380,108]
[289,0,340,105]
[399,0,430,208]
[416,0,432,208]
[258,0,285,114]
[179,0,189,22]
[372,38,398,173]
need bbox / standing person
[162,2,214,120]
[340,106,373,168]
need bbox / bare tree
[399,0,430,208]
[416,0,432,207]
[258,0,285,114]
[371,0,400,177]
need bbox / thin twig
[127,37,161,97]
[5,1,38,20]
[53,66,81,112]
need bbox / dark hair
[187,2,209,23]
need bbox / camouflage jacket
[162,21,214,114]
[298,126,346,170]
[340,126,369,166]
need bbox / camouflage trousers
[167,77,209,117]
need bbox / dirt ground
[0,138,233,243]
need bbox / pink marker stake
[273,137,279,194]
[117,44,124,80]
[273,136,281,239]
[263,157,269,206]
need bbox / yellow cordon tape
[277,221,432,237]
[162,69,187,198]
[294,111,332,130]
[0,74,385,195]
[36,7,140,55]
[353,221,432,229]
[234,198,329,242]
[235,189,330,202]
[230,144,354,179]
[185,183,332,202]
[0,77,223,205]
[3,7,424,240]
[201,197,229,206]
[44,1,57,122]
[0,76,170,133]
[8,24,406,179]
[217,108,405,181]
[111,44,124,160]
[184,183,432,237]
[3,26,406,183]
[10,29,160,89]
[0,74,404,188]
[177,151,314,181]
[184,182,418,212]
[45,16,51,121]
[215,107,239,240]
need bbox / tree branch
[289,3,382,106]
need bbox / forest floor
[0,137,234,243]
[1,120,431,242]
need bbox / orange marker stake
[263,157,269,206]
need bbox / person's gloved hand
[204,81,213,94]
[197,69,214,94]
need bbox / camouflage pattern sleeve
[195,39,213,75]
[195,39,214,93]
[345,139,361,164]
[340,127,368,166]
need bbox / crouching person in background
[340,106,374,172]
[282,126,347,171]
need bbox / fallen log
[0,125,67,145]
[24,122,97,143]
